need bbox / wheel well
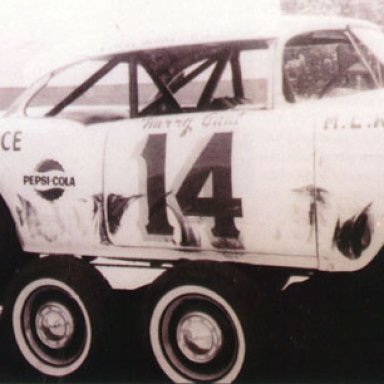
[2,254,112,377]
[0,194,34,294]
[227,263,291,292]
[0,194,22,247]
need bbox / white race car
[1,13,384,383]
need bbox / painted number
[142,134,174,235]
[142,132,242,238]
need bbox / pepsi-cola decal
[24,159,75,201]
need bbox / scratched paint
[92,193,109,244]
[293,185,328,227]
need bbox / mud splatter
[107,193,143,234]
[92,193,109,244]
[16,195,57,242]
[333,204,372,259]
[212,237,244,250]
[166,200,200,247]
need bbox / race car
[0,13,384,383]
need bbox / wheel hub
[176,311,223,363]
[35,302,74,349]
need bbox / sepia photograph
[0,0,384,382]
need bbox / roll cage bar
[45,42,265,118]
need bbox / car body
[1,14,382,274]
[3,12,384,382]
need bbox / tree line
[281,0,384,26]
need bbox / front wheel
[3,255,111,378]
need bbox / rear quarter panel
[315,90,384,271]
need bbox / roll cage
[31,40,270,119]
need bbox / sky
[0,0,280,86]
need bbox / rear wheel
[147,262,261,383]
[3,255,111,378]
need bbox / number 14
[142,132,242,239]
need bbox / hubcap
[35,301,74,349]
[176,311,223,363]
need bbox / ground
[0,273,384,383]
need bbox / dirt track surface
[1,275,384,383]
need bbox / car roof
[25,14,381,83]
[281,14,379,39]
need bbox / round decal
[23,159,75,201]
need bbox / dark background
[282,0,384,26]
[2,270,384,383]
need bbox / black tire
[145,261,263,383]
[2,255,111,378]
[0,199,32,296]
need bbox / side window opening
[26,59,131,122]
[239,49,270,106]
[26,41,271,122]
[135,43,271,115]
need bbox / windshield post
[129,58,139,118]
[345,28,381,88]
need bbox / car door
[103,107,317,264]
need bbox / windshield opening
[283,27,384,102]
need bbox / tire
[2,255,111,378]
[146,261,262,383]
